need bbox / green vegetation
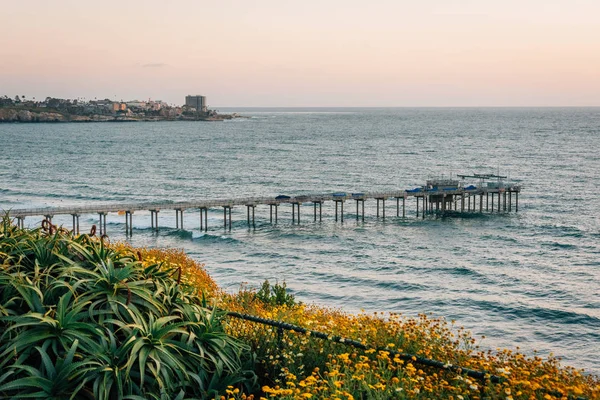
[1,216,599,399]
[0,217,255,399]
[254,279,297,307]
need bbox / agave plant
[0,216,256,399]
[0,292,101,367]
[0,340,97,399]
[176,303,257,396]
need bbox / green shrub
[0,217,256,399]
[254,279,297,307]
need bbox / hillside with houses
[0,95,237,122]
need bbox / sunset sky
[1,0,599,107]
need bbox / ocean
[1,107,599,374]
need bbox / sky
[1,0,599,107]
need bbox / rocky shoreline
[0,108,239,123]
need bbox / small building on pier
[426,178,460,205]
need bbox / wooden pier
[6,182,521,236]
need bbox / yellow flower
[118,244,600,400]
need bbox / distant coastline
[0,107,240,123]
[0,95,240,123]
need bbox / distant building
[112,103,127,112]
[150,100,169,111]
[126,100,148,110]
[185,95,207,112]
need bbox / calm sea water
[1,108,599,374]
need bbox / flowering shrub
[128,242,599,399]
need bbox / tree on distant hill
[0,96,14,106]
[46,98,62,109]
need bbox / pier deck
[5,185,521,235]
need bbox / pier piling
[362,199,365,221]
[291,203,299,224]
[124,211,133,236]
[355,199,365,221]
[498,192,501,213]
[150,210,159,231]
[223,206,232,230]
[245,204,256,228]
[334,200,344,222]
[71,214,80,235]
[98,213,106,235]
[416,197,419,217]
[199,208,207,231]
[174,209,184,230]
[376,198,386,219]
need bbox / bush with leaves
[254,280,296,308]
[0,217,256,399]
